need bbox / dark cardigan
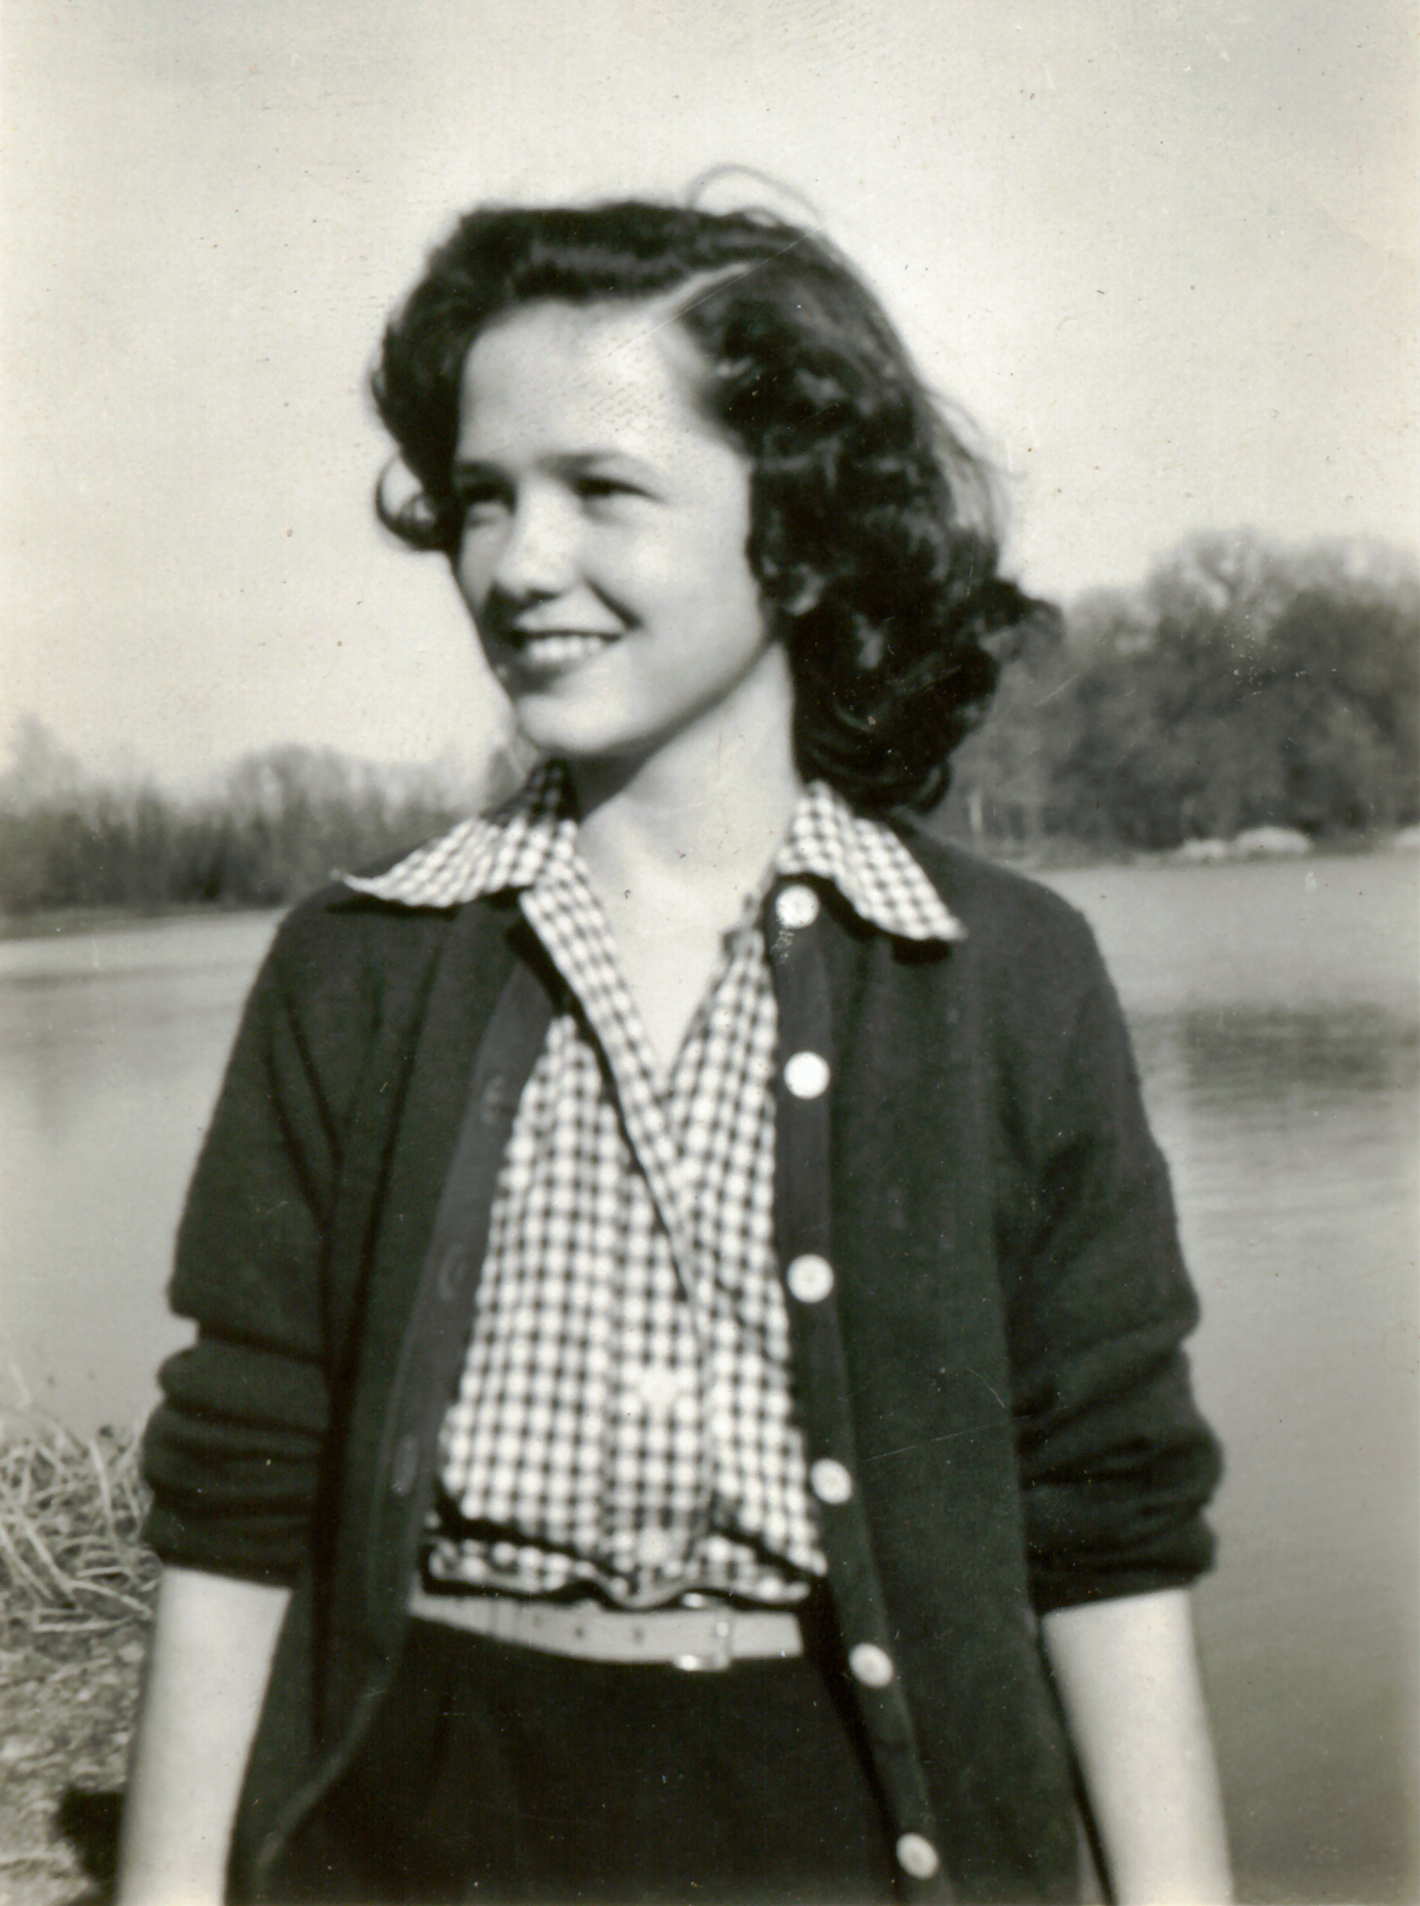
[143,826,1221,1904]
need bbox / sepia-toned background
[2,2,1416,1900]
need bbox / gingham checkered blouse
[345,763,962,1609]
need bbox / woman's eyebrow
[556,449,658,475]
[451,449,655,475]
[449,456,504,485]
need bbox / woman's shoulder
[253,860,487,1019]
[273,864,455,942]
[894,823,1102,973]
[892,829,1143,1122]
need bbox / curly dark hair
[373,198,1051,811]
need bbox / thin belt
[409,1584,805,1671]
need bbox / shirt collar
[776,779,964,943]
[343,761,963,943]
[341,761,573,909]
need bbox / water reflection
[0,913,279,1425]
[1126,1002,1419,1905]
[1137,1000,1420,1104]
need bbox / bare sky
[3,0,1416,784]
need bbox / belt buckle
[671,1611,735,1672]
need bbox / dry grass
[0,1421,157,1904]
[0,1421,158,1643]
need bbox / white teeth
[517,633,611,666]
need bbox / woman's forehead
[456,299,720,462]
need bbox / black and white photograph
[1,3,1415,1903]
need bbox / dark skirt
[271,1615,902,1904]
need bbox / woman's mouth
[504,630,617,672]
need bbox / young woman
[118,200,1231,1905]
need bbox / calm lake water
[2,853,1416,1902]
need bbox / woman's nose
[487,491,578,600]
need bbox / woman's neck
[568,707,803,931]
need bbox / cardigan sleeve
[1003,908,1222,1615]
[141,900,367,1583]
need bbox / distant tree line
[0,723,493,916]
[4,531,1417,914]
[940,532,1420,854]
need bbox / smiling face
[451,299,795,788]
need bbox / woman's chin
[506,695,643,768]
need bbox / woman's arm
[117,1565,292,1906]
[1042,1586,1232,1905]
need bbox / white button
[786,1254,834,1303]
[895,1834,941,1880]
[809,1458,853,1504]
[784,1050,830,1099]
[775,883,820,930]
[848,1642,895,1688]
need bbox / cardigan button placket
[760,892,957,1901]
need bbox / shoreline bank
[4,832,1413,944]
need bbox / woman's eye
[455,484,507,522]
[577,476,638,503]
